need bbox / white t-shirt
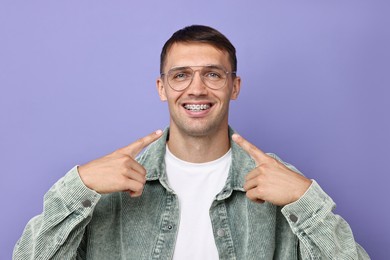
[165,146,231,260]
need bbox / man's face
[157,42,241,137]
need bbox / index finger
[232,133,267,165]
[122,130,163,158]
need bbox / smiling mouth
[183,104,211,112]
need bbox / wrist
[77,165,96,191]
[292,178,313,203]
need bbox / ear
[156,78,167,101]
[230,76,241,100]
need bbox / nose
[186,70,208,95]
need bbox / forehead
[164,42,231,71]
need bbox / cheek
[165,92,182,108]
[221,89,235,103]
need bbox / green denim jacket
[13,128,369,259]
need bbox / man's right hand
[78,130,163,197]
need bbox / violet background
[1,1,389,259]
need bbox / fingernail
[155,129,163,135]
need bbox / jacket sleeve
[13,166,101,260]
[281,180,370,259]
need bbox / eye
[169,69,192,82]
[174,72,187,80]
[204,70,223,80]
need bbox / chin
[177,121,226,138]
[170,110,229,138]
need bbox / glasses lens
[167,67,193,91]
[201,67,227,89]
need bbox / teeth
[184,104,210,111]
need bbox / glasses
[161,65,236,91]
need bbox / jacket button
[167,225,173,230]
[217,229,225,237]
[289,214,298,223]
[82,199,92,208]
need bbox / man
[14,25,369,259]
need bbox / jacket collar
[138,126,256,197]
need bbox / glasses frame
[160,65,236,92]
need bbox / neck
[167,125,230,163]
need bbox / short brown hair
[160,25,237,74]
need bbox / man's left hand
[232,134,312,206]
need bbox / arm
[232,134,370,259]
[13,167,100,260]
[282,180,370,259]
[13,130,163,260]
